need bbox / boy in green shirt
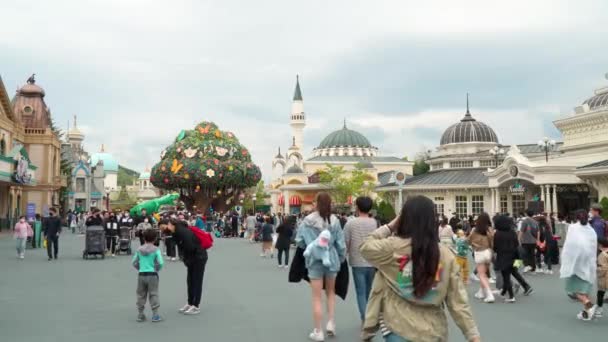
[132,229,164,322]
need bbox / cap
[591,203,602,211]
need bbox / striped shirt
[344,217,378,267]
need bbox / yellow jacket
[360,225,480,342]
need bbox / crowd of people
[9,195,608,340]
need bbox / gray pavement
[0,233,606,342]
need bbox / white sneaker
[178,304,192,313]
[484,294,495,303]
[326,320,336,337]
[171,257,177,262]
[535,269,544,274]
[504,297,516,303]
[308,329,325,341]
[595,306,603,318]
[544,269,553,275]
[111,254,115,257]
[523,266,532,273]
[278,264,283,268]
[474,288,485,299]
[19,254,24,259]
[489,277,496,284]
[184,306,201,315]
[260,253,266,258]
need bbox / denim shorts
[308,263,337,280]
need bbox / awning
[289,195,302,206]
[277,194,284,206]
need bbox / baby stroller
[116,226,133,255]
[83,225,105,259]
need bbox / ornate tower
[290,75,305,150]
[67,115,85,158]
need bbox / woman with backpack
[160,218,208,315]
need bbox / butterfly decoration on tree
[171,159,183,174]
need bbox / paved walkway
[0,234,606,342]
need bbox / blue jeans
[352,266,375,321]
[384,333,410,342]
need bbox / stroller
[83,225,106,259]
[116,226,133,255]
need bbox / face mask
[20,219,25,223]
[144,218,149,223]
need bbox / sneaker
[489,277,496,284]
[308,329,325,341]
[523,266,532,273]
[484,295,495,303]
[19,255,24,259]
[137,313,146,322]
[178,304,192,313]
[594,306,603,318]
[171,257,177,262]
[524,287,534,296]
[283,265,289,269]
[326,320,336,337]
[504,297,516,303]
[535,269,544,274]
[111,254,116,257]
[151,314,163,322]
[577,309,595,321]
[470,273,480,282]
[474,288,485,299]
[544,269,553,275]
[260,253,266,258]
[278,264,283,268]
[184,306,200,315]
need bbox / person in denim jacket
[295,192,346,342]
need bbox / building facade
[270,77,413,214]
[378,78,608,219]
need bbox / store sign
[509,182,526,193]
[26,203,35,221]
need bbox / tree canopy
[318,163,375,205]
[150,121,262,212]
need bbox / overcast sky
[2,0,607,179]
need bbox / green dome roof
[90,152,119,172]
[318,125,372,149]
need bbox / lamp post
[537,137,556,163]
[105,187,111,212]
[252,194,257,214]
[489,146,505,168]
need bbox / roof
[577,159,608,170]
[139,172,151,180]
[515,143,563,155]
[317,125,373,149]
[440,112,498,145]
[90,152,119,172]
[583,90,608,111]
[306,156,405,163]
[377,171,396,186]
[286,165,304,174]
[402,169,488,186]
[293,76,303,101]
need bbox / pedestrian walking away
[14,216,32,259]
[343,196,378,323]
[275,215,295,268]
[160,218,208,315]
[132,229,165,322]
[595,238,608,318]
[43,208,62,261]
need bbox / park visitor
[493,214,533,303]
[438,217,454,247]
[360,196,480,342]
[260,216,275,258]
[589,204,606,238]
[104,212,119,257]
[43,208,62,261]
[454,229,471,285]
[519,209,540,273]
[343,196,377,323]
[560,210,598,321]
[245,211,257,242]
[295,192,346,341]
[161,218,208,315]
[468,213,495,303]
[595,238,608,318]
[275,215,294,268]
[13,216,32,259]
[32,214,42,248]
[132,229,164,322]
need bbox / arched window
[0,139,5,155]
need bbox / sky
[1,0,608,180]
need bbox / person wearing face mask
[135,209,153,246]
[43,208,62,261]
[104,213,119,257]
[14,216,32,259]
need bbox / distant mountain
[118,165,140,187]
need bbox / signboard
[509,182,526,194]
[395,172,406,186]
[26,203,36,221]
[42,205,49,217]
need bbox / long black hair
[576,209,589,225]
[475,213,491,235]
[315,192,332,224]
[396,196,440,298]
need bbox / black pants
[277,248,290,266]
[186,257,207,307]
[106,236,117,254]
[31,233,37,248]
[598,290,605,307]
[46,235,59,259]
[501,266,530,298]
[522,244,536,271]
[165,237,177,258]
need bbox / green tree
[601,197,608,220]
[150,121,262,213]
[118,165,140,187]
[413,150,431,176]
[318,163,375,205]
[376,200,396,224]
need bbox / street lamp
[537,137,556,163]
[489,146,505,168]
[104,187,111,211]
[252,194,257,214]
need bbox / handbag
[43,238,47,248]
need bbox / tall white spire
[290,75,305,150]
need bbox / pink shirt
[14,221,31,239]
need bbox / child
[596,238,608,318]
[132,229,165,322]
[14,216,32,259]
[454,230,470,285]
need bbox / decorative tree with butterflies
[150,121,262,213]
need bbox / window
[0,139,5,155]
[512,194,526,216]
[455,195,468,218]
[471,195,484,214]
[450,160,474,168]
[434,196,444,201]
[432,163,443,170]
[480,160,495,167]
[76,178,85,192]
[434,203,444,216]
[500,194,508,214]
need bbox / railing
[24,128,48,135]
